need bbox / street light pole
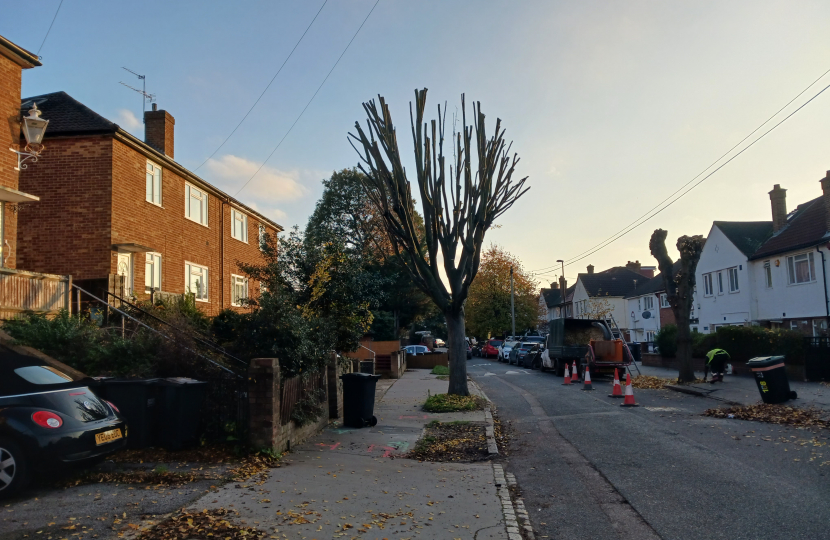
[510,266,515,338]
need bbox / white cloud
[205,154,307,203]
[115,109,142,130]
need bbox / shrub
[714,326,805,365]
[431,365,450,375]
[655,324,678,357]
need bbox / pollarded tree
[649,229,705,383]
[350,89,529,395]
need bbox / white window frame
[717,271,724,295]
[787,252,816,285]
[703,273,713,297]
[146,161,162,206]
[643,296,654,310]
[728,267,739,293]
[145,252,162,292]
[185,262,209,302]
[660,294,670,308]
[231,274,248,307]
[231,209,248,243]
[185,183,209,226]
[764,261,773,289]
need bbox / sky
[5,0,830,287]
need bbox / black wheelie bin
[340,372,380,428]
[747,356,797,404]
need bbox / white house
[696,220,772,333]
[571,264,650,334]
[625,273,666,343]
[696,178,830,336]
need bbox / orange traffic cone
[609,368,623,398]
[621,373,638,407]
[570,362,580,383]
[581,365,594,391]
[561,363,571,385]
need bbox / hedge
[651,325,805,364]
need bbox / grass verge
[423,392,486,412]
[431,365,450,375]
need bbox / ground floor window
[231,274,248,306]
[185,262,209,302]
[145,252,162,291]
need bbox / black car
[0,351,127,498]
[509,342,539,367]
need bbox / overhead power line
[234,0,381,197]
[530,66,830,274]
[37,0,64,56]
[560,79,830,270]
[194,0,329,171]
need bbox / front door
[116,253,133,297]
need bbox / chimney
[550,281,559,289]
[626,260,642,274]
[144,103,175,158]
[587,264,594,274]
[769,184,787,233]
[821,172,830,232]
[559,276,567,295]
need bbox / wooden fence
[280,370,327,425]
[0,267,71,319]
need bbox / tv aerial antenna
[119,67,155,123]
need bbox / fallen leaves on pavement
[61,469,205,488]
[138,508,266,540]
[630,375,706,389]
[408,421,489,462]
[703,403,830,430]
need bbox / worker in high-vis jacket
[705,348,730,383]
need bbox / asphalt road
[468,357,830,540]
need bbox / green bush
[423,392,485,412]
[431,365,450,375]
[655,324,678,357]
[714,326,805,365]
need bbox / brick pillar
[327,352,343,419]
[248,358,280,450]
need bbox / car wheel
[0,438,29,499]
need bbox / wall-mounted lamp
[10,103,49,171]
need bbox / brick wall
[18,134,279,316]
[0,54,23,268]
[249,357,341,453]
[660,305,676,327]
[18,136,113,277]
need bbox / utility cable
[37,0,64,56]
[194,0,329,171]
[530,66,830,274]
[234,0,381,197]
[561,79,830,270]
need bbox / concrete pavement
[194,369,511,539]
[636,364,830,410]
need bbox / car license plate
[95,428,123,445]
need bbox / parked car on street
[520,343,542,369]
[498,340,518,362]
[404,345,431,355]
[508,341,538,366]
[0,351,127,498]
[434,338,446,348]
[480,339,502,359]
[471,343,482,357]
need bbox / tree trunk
[675,310,695,383]
[445,309,470,396]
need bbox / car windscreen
[519,343,535,350]
[489,340,503,347]
[523,336,544,343]
[14,365,74,384]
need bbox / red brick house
[0,34,41,269]
[17,91,282,315]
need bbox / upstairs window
[703,273,713,297]
[717,271,724,295]
[643,296,654,310]
[232,210,248,242]
[787,252,816,285]
[728,267,739,293]
[185,262,209,302]
[231,274,248,306]
[145,252,162,291]
[186,183,208,226]
[258,224,267,250]
[146,161,162,206]
[660,294,670,308]
[764,261,773,288]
